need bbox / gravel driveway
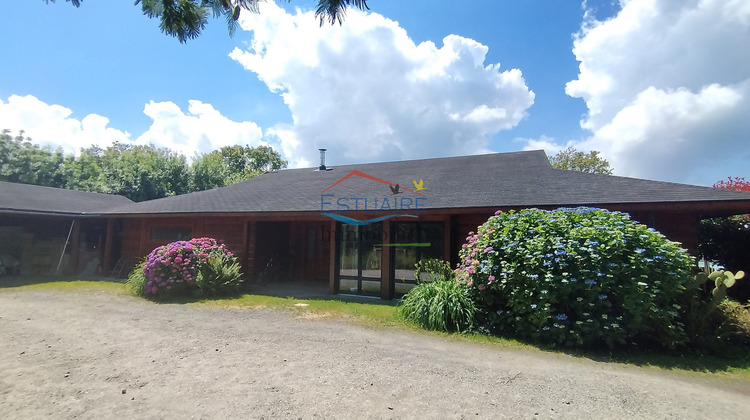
[1,287,749,419]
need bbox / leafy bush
[681,271,750,352]
[455,207,694,348]
[195,254,243,297]
[697,216,750,300]
[126,260,148,297]
[400,261,475,332]
[127,237,243,300]
[414,258,453,283]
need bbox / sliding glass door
[338,223,382,296]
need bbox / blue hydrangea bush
[455,208,694,348]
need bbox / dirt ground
[1,287,749,419]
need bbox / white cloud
[0,94,130,154]
[135,100,264,157]
[560,0,750,184]
[229,2,535,167]
[519,135,566,156]
[0,95,263,158]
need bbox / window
[150,226,192,241]
[392,222,444,297]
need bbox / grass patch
[195,294,404,328]
[3,276,750,381]
[0,276,128,294]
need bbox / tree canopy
[0,129,287,202]
[549,147,613,175]
[49,0,370,42]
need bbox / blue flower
[530,304,538,309]
[555,250,567,256]
[529,274,539,280]
[635,248,646,254]
[654,255,665,260]
[556,314,568,321]
[585,279,597,286]
[598,294,608,300]
[543,261,553,267]
[570,277,578,283]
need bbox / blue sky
[1,0,748,186]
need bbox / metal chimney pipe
[318,148,327,171]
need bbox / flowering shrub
[128,237,243,299]
[455,208,694,348]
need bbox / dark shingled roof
[0,181,133,216]
[102,150,750,216]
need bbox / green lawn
[2,277,749,381]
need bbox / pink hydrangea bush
[130,237,239,299]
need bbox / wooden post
[381,219,392,300]
[443,216,452,264]
[138,219,147,257]
[328,220,338,295]
[102,218,114,275]
[67,218,81,274]
[246,220,256,280]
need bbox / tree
[95,142,191,202]
[549,147,613,175]
[0,130,67,188]
[2,128,287,200]
[191,144,287,191]
[49,0,369,43]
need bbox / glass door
[337,223,382,296]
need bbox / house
[3,150,750,299]
[0,181,132,276]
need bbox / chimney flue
[318,148,327,171]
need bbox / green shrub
[400,261,475,333]
[195,255,244,297]
[126,260,148,297]
[455,207,694,348]
[697,215,750,301]
[414,258,453,283]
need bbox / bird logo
[412,179,427,191]
[389,183,402,195]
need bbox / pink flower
[488,275,496,282]
[478,284,486,291]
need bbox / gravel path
[1,287,749,419]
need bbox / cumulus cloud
[229,2,535,168]
[0,94,130,154]
[562,0,750,184]
[0,95,263,158]
[134,100,263,157]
